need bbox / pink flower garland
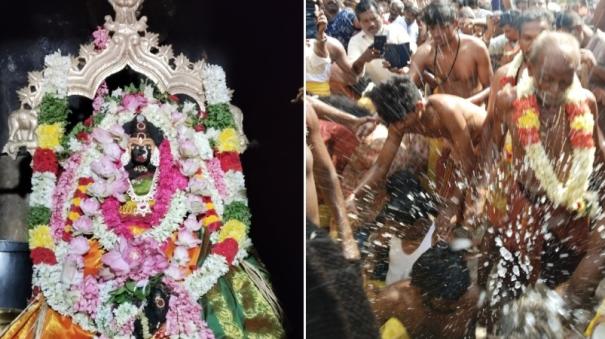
[50,153,82,239]
[74,275,100,316]
[101,140,187,238]
[206,158,227,198]
[164,278,214,338]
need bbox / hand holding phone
[373,35,387,54]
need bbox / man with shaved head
[478,31,605,312]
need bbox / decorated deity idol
[1,2,284,335]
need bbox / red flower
[217,152,243,172]
[62,230,73,242]
[570,131,595,148]
[79,177,94,186]
[198,111,207,119]
[31,247,57,265]
[211,238,239,264]
[518,128,540,146]
[83,116,93,127]
[513,96,538,112]
[169,95,180,103]
[32,148,58,174]
[565,102,589,121]
[194,124,205,132]
[76,131,91,143]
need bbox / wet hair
[318,95,372,118]
[555,10,583,31]
[515,8,554,33]
[528,31,580,66]
[411,246,471,301]
[499,10,521,28]
[306,219,380,338]
[421,0,457,27]
[380,170,438,226]
[355,0,379,17]
[366,76,421,125]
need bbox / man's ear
[415,100,425,113]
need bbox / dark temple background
[0,0,303,337]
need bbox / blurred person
[393,2,421,49]
[348,0,412,84]
[324,0,361,50]
[388,0,405,23]
[306,99,360,260]
[488,10,521,69]
[371,246,480,339]
[409,0,493,104]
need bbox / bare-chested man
[346,76,487,241]
[306,100,360,260]
[480,9,553,163]
[371,246,480,338]
[479,32,605,310]
[410,0,493,104]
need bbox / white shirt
[385,223,435,284]
[393,16,418,51]
[347,23,411,84]
[305,40,332,83]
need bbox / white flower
[30,172,57,209]
[202,64,232,105]
[182,101,198,115]
[194,133,213,160]
[185,254,229,300]
[223,170,246,204]
[114,302,139,326]
[143,85,155,100]
[142,191,188,242]
[205,128,220,141]
[42,50,71,98]
[68,138,84,153]
[112,88,123,98]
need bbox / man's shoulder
[461,34,488,51]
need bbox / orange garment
[1,296,92,339]
[318,120,359,174]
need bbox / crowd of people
[305,0,605,337]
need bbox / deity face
[128,135,155,165]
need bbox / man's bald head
[528,32,581,106]
[528,31,580,67]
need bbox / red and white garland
[514,74,598,216]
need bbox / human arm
[307,102,360,260]
[347,126,405,207]
[307,96,378,139]
[409,44,429,88]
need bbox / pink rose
[92,26,110,51]
[73,216,93,234]
[80,198,100,216]
[164,264,184,281]
[91,128,114,144]
[188,177,210,196]
[178,138,198,158]
[92,96,104,112]
[102,250,131,276]
[91,156,117,178]
[108,176,129,196]
[70,236,90,256]
[102,142,122,161]
[172,246,190,266]
[175,230,201,248]
[171,111,186,125]
[184,214,201,232]
[61,255,83,285]
[108,124,127,140]
[121,93,147,112]
[180,159,199,177]
[88,180,111,198]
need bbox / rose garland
[514,74,598,216]
[27,41,254,337]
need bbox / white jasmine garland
[232,237,252,266]
[204,128,220,142]
[223,170,246,205]
[92,214,120,250]
[516,75,597,216]
[30,172,57,208]
[42,50,71,98]
[185,254,229,300]
[193,132,213,160]
[202,64,232,105]
[182,101,198,115]
[142,190,188,242]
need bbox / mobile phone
[384,43,411,69]
[373,35,387,53]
